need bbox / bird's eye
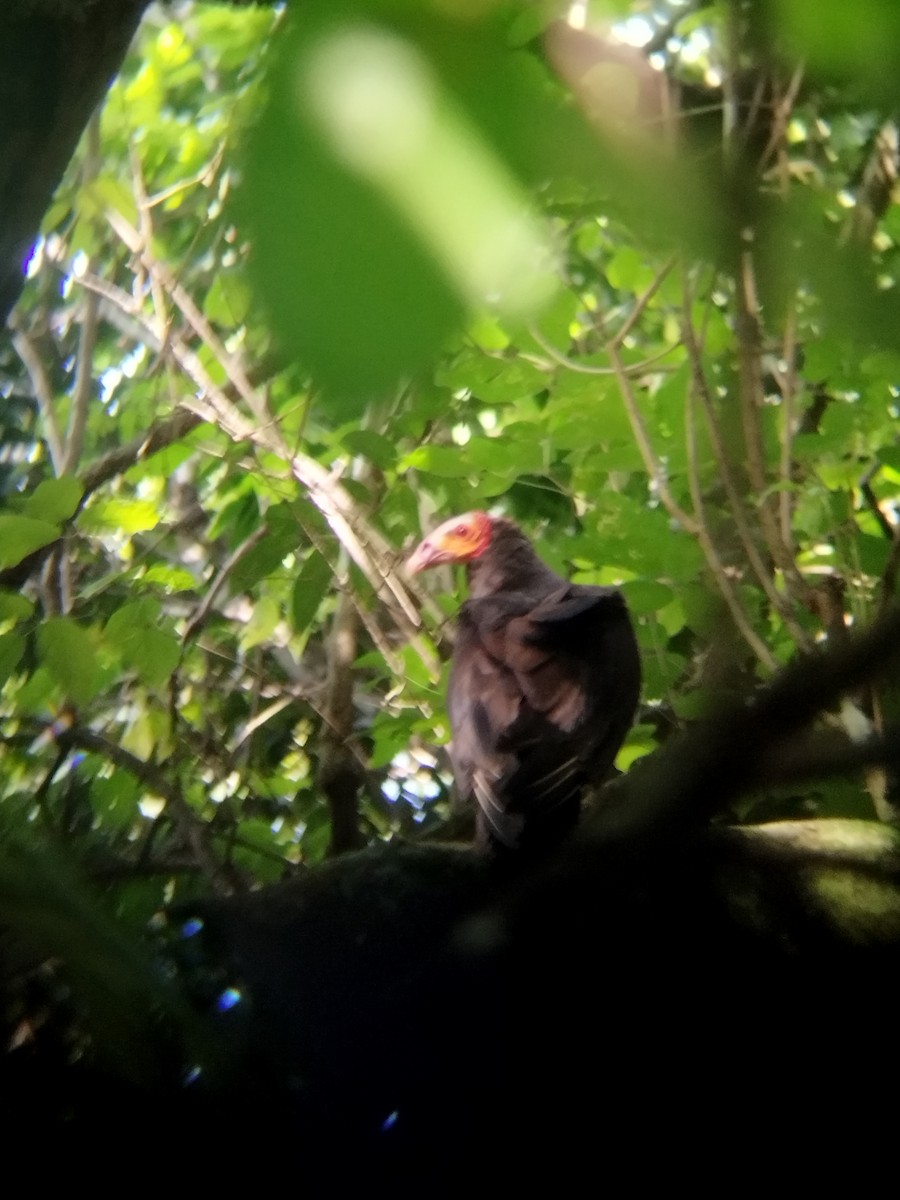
[455,524,468,537]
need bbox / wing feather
[448,584,640,855]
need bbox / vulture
[407,511,641,857]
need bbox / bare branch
[526,254,677,375]
[181,525,268,646]
[607,343,700,535]
[102,208,443,676]
[847,120,899,245]
[681,269,813,649]
[777,300,798,550]
[61,286,98,476]
[860,474,896,544]
[319,556,367,856]
[610,254,677,347]
[734,251,812,610]
[34,723,243,894]
[61,112,102,477]
[757,66,805,176]
[10,327,65,473]
[81,408,203,500]
[685,375,779,671]
[526,328,678,377]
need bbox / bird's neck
[466,521,561,598]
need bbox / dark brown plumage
[407,512,641,856]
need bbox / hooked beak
[406,538,443,574]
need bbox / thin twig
[61,112,102,477]
[526,253,677,375]
[10,328,65,474]
[777,299,798,550]
[229,695,295,757]
[526,330,679,377]
[734,252,811,611]
[107,209,445,661]
[61,282,97,475]
[685,374,779,670]
[758,66,805,175]
[607,344,700,535]
[181,526,268,646]
[35,723,241,894]
[146,142,225,209]
[293,505,408,676]
[82,230,443,675]
[681,269,813,648]
[130,141,170,350]
[611,255,677,347]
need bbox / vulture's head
[406,511,493,574]
[406,511,559,598]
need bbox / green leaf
[0,632,25,686]
[854,534,891,578]
[227,505,300,593]
[606,246,656,294]
[244,20,462,396]
[142,565,198,592]
[204,272,251,325]
[243,10,557,397]
[132,628,181,688]
[81,174,139,225]
[0,515,59,569]
[341,429,397,468]
[90,772,141,830]
[878,447,900,474]
[242,596,281,650]
[124,439,200,485]
[82,498,161,535]
[619,580,676,615]
[37,618,101,706]
[105,598,162,642]
[105,600,180,687]
[467,313,510,351]
[0,591,34,623]
[400,445,473,478]
[291,550,333,636]
[616,724,657,770]
[121,710,170,763]
[21,477,83,524]
[640,649,686,700]
[777,0,900,106]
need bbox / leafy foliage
[3,0,900,1039]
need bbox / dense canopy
[3,0,900,1170]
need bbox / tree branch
[103,207,444,676]
[10,327,65,473]
[734,249,812,609]
[608,343,700,535]
[681,269,813,649]
[685,374,779,671]
[48,723,244,894]
[60,112,101,477]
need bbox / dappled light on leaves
[241,1,601,399]
[302,25,557,319]
[6,0,900,1147]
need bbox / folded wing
[448,584,640,855]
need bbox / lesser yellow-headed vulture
[408,511,641,856]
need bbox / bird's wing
[448,586,639,852]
